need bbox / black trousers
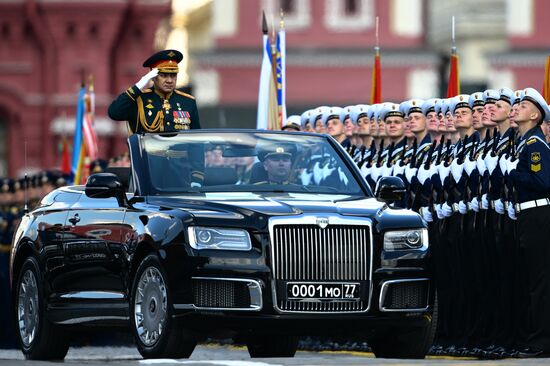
[517,205,550,351]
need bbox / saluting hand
[136,68,159,90]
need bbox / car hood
[145,192,423,231]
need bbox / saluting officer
[108,49,200,134]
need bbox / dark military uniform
[108,49,200,134]
[109,86,200,134]
[510,126,550,354]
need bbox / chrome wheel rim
[134,266,167,346]
[17,269,39,347]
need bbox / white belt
[518,198,550,212]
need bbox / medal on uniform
[163,99,171,114]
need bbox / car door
[58,194,127,297]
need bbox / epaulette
[141,88,152,93]
[527,137,537,145]
[175,90,195,100]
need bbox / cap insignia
[276,147,284,153]
[167,51,176,57]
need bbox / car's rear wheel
[246,335,299,358]
[15,256,69,360]
[369,297,438,359]
[131,254,196,359]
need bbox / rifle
[408,138,418,168]
[436,135,445,164]
[376,139,386,167]
[385,142,395,167]
[481,128,492,158]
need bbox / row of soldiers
[286,87,550,359]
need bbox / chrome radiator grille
[272,225,370,281]
[271,223,371,313]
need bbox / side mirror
[374,176,406,203]
[85,173,126,206]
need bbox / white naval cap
[283,115,301,131]
[468,92,485,109]
[341,105,355,124]
[399,99,424,117]
[521,87,550,121]
[309,106,329,126]
[350,104,369,124]
[379,103,404,121]
[422,98,439,115]
[499,87,515,105]
[321,106,344,126]
[449,94,472,114]
[482,89,499,104]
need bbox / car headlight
[188,227,252,251]
[383,229,428,250]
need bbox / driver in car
[255,143,297,185]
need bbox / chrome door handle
[68,214,80,225]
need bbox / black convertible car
[10,130,435,360]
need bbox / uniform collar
[153,87,173,100]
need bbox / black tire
[15,256,69,360]
[130,253,196,359]
[247,335,299,358]
[370,296,438,359]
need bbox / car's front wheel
[15,256,69,360]
[130,254,196,359]
[246,335,299,358]
[369,297,438,359]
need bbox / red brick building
[0,0,170,177]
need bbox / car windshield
[140,131,366,196]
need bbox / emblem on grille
[316,217,329,229]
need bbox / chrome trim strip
[379,278,430,313]
[268,214,374,314]
[174,277,263,312]
[58,316,128,325]
[59,291,125,300]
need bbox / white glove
[507,158,519,174]
[481,193,489,210]
[417,165,431,185]
[429,164,438,180]
[484,152,499,175]
[450,159,464,182]
[494,199,505,214]
[135,68,159,90]
[477,157,487,176]
[392,163,405,177]
[421,207,433,222]
[464,158,477,176]
[404,166,417,184]
[441,202,453,217]
[470,197,480,212]
[458,200,468,214]
[436,162,450,181]
[507,203,517,220]
[381,163,394,178]
[499,154,508,175]
[370,164,383,183]
[435,204,446,219]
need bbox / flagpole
[446,15,460,98]
[370,16,381,104]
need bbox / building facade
[0,0,170,177]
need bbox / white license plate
[286,282,360,300]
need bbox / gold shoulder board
[175,90,196,100]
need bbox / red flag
[370,49,381,104]
[61,138,71,175]
[543,55,550,103]
[446,52,460,98]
